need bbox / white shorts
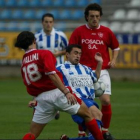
[98,70,111,95]
[33,88,80,124]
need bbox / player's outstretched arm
[94,52,103,79]
[48,73,77,105]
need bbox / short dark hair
[66,44,81,53]
[42,13,54,22]
[15,31,35,50]
[84,3,103,22]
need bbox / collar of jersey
[65,61,80,65]
[86,24,100,30]
[42,28,55,36]
[25,49,36,53]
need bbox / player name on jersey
[23,53,39,64]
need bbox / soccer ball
[94,81,106,97]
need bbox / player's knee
[100,94,111,105]
[100,97,110,105]
[82,109,93,121]
[102,100,110,105]
[93,109,102,120]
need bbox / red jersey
[21,49,62,96]
[69,24,119,69]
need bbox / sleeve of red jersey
[42,51,57,74]
[109,30,119,50]
[69,29,80,45]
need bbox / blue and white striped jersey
[35,28,68,65]
[57,61,98,99]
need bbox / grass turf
[0,78,140,139]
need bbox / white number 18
[22,63,42,85]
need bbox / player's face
[42,16,54,33]
[67,47,82,65]
[87,10,101,29]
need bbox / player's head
[66,44,82,65]
[84,3,103,28]
[42,13,54,33]
[15,31,36,51]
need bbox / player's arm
[109,49,119,68]
[108,29,120,68]
[48,73,77,105]
[53,50,66,57]
[94,52,103,79]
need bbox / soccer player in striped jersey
[58,44,103,140]
[35,13,68,65]
[69,3,119,140]
[15,31,103,140]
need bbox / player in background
[35,13,68,119]
[69,3,120,140]
[35,13,68,66]
[15,31,103,140]
[57,44,103,140]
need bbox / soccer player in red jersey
[69,3,120,140]
[15,31,103,140]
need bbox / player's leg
[23,122,46,139]
[78,124,86,137]
[99,70,114,140]
[76,98,102,138]
[88,105,102,129]
[23,89,61,139]
[99,94,111,133]
[76,101,103,140]
[57,92,103,140]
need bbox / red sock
[101,104,112,133]
[78,125,86,137]
[78,124,84,131]
[85,119,103,140]
[23,133,35,140]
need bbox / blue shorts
[71,97,99,130]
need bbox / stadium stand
[12,10,23,19]
[17,0,29,7]
[126,0,140,7]
[121,22,134,33]
[0,0,139,33]
[109,22,122,33]
[1,9,11,19]
[126,9,139,20]
[134,22,140,33]
[110,9,126,20]
[23,10,36,19]
[64,0,76,7]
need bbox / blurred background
[0,0,140,80]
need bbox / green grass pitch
[0,78,140,139]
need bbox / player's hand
[108,59,116,68]
[53,50,61,57]
[94,52,103,63]
[65,92,77,105]
[28,100,37,108]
